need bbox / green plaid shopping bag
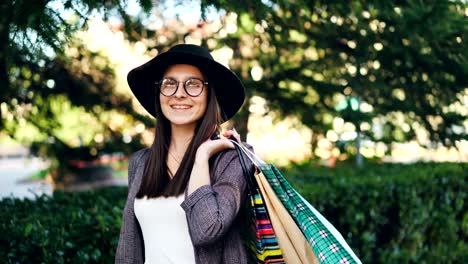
[261,164,361,264]
[233,141,362,264]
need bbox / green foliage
[0,187,127,264]
[1,162,466,263]
[285,161,468,263]
[0,3,152,178]
[28,168,50,180]
[202,0,468,146]
[2,1,467,169]
[1,1,153,179]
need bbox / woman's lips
[171,104,192,111]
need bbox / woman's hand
[196,129,241,160]
[188,129,241,195]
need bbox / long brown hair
[136,82,222,198]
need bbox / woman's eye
[187,80,200,87]
[164,81,177,87]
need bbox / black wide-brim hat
[127,44,245,121]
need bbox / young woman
[115,44,252,264]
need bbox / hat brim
[127,51,245,122]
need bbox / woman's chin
[168,118,198,128]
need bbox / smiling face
[159,64,208,130]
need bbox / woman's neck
[169,125,195,157]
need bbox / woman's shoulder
[129,148,151,167]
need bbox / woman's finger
[222,128,241,142]
[231,128,241,142]
[224,138,235,149]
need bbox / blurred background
[0,0,466,263]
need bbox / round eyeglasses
[157,77,208,97]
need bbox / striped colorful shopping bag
[233,140,362,264]
[235,142,285,263]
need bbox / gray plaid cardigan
[115,147,253,264]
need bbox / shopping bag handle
[230,137,257,192]
[229,139,265,167]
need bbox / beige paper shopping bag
[255,171,318,264]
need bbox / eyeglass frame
[156,77,209,97]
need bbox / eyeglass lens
[159,78,205,97]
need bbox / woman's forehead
[162,64,205,78]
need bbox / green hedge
[284,161,468,263]
[1,162,467,263]
[0,187,127,263]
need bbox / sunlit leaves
[206,0,467,147]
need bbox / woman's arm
[181,148,251,246]
[181,130,253,246]
[186,149,212,195]
[186,129,239,195]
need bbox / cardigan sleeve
[181,144,254,246]
[115,149,148,264]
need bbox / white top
[134,194,195,264]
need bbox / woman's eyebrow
[163,75,204,80]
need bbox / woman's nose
[174,82,187,98]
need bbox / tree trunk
[356,128,363,167]
[0,1,12,130]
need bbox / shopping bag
[255,170,319,264]
[234,143,285,263]
[233,141,362,264]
